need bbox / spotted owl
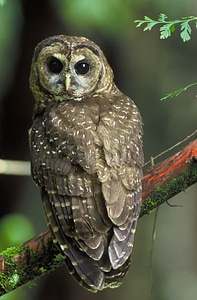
[29,35,143,292]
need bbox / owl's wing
[41,190,106,292]
[95,94,143,269]
[29,104,111,291]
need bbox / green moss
[140,161,197,217]
[0,246,23,292]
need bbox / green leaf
[143,21,158,31]
[160,24,172,39]
[180,21,192,42]
[144,16,154,22]
[170,24,175,33]
[134,16,156,28]
[158,13,167,22]
[134,20,147,27]
[160,82,197,101]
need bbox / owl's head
[30,35,115,113]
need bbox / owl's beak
[65,74,71,91]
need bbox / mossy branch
[0,139,197,296]
[141,138,197,215]
[0,231,63,295]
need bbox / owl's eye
[48,57,63,74]
[75,60,90,75]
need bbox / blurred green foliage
[0,0,23,99]
[0,0,6,6]
[0,213,35,251]
[0,213,35,300]
[56,0,135,34]
[0,1,196,300]
[1,290,29,300]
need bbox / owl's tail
[63,248,131,292]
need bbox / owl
[29,35,143,292]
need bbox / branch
[141,138,197,215]
[0,231,63,295]
[0,139,197,296]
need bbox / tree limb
[0,139,197,296]
[141,138,197,215]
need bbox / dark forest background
[0,1,196,299]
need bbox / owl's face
[30,35,114,113]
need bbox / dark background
[0,1,196,299]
